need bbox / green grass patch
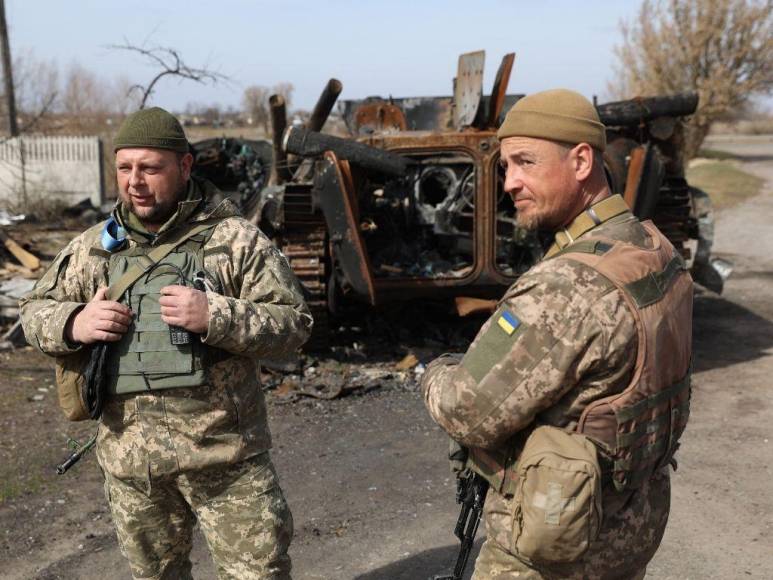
[0,473,43,503]
[686,160,765,209]
[695,148,743,161]
[0,479,22,503]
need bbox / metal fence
[0,136,104,209]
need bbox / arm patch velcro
[462,306,527,384]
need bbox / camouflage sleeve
[422,258,632,449]
[19,230,99,355]
[202,219,313,359]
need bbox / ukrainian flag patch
[497,310,520,335]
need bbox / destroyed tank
[192,51,726,343]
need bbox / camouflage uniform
[21,177,312,580]
[422,212,670,579]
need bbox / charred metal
[191,51,727,344]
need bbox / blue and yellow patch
[497,310,520,335]
[462,305,528,383]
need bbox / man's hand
[159,285,209,334]
[66,287,133,344]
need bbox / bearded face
[115,148,193,230]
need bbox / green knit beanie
[114,107,190,153]
[497,89,606,151]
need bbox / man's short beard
[516,210,540,231]
[129,178,186,227]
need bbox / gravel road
[2,136,771,580]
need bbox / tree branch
[108,41,231,110]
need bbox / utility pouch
[55,349,91,421]
[511,426,603,564]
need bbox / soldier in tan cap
[21,107,312,579]
[422,89,693,578]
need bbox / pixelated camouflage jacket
[20,177,313,480]
[422,212,651,454]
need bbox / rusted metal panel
[623,144,665,219]
[314,151,377,304]
[623,146,646,209]
[339,94,524,134]
[339,97,454,133]
[353,103,407,134]
[453,50,485,129]
[485,53,515,129]
[455,296,497,317]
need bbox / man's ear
[180,152,194,180]
[571,143,594,182]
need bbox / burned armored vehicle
[192,51,725,340]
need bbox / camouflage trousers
[472,469,670,580]
[102,451,293,580]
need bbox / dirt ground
[1,135,772,579]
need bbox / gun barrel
[55,434,97,475]
[270,95,292,184]
[283,126,408,177]
[597,93,699,127]
[307,78,343,133]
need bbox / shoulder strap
[544,195,631,259]
[105,221,218,302]
[549,239,614,259]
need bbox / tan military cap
[497,89,606,151]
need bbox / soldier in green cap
[21,107,312,579]
[422,89,693,578]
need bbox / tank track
[279,183,329,347]
[652,175,696,258]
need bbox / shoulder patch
[497,309,520,335]
[462,305,527,384]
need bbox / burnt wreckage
[192,51,727,341]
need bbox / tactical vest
[103,228,217,395]
[468,199,693,495]
[568,220,693,492]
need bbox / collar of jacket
[543,194,631,259]
[113,176,241,245]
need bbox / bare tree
[611,0,773,158]
[0,49,58,136]
[111,75,142,115]
[242,85,270,132]
[109,41,229,110]
[61,62,108,117]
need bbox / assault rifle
[431,471,489,580]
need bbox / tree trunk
[0,0,18,136]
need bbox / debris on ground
[0,276,35,350]
[0,228,41,270]
[0,319,26,351]
[395,353,419,370]
[0,213,93,350]
[261,305,479,403]
[0,210,25,226]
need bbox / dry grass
[711,119,773,136]
[185,125,269,142]
[686,159,765,209]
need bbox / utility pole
[0,0,18,136]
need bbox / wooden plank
[0,229,40,270]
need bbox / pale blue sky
[6,0,644,111]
